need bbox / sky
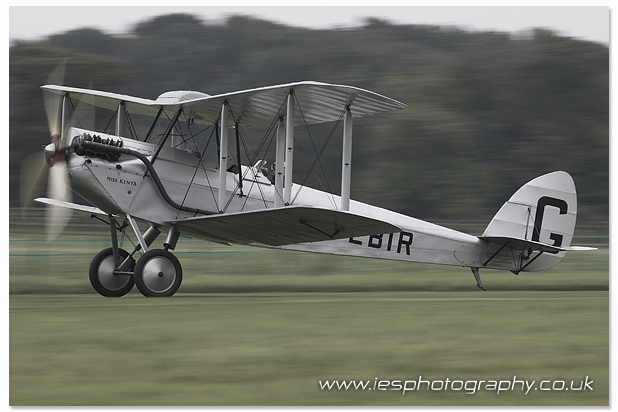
[8,6,610,45]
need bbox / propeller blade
[42,59,67,137]
[46,162,73,241]
[19,152,49,217]
[44,81,92,237]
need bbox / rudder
[482,171,578,271]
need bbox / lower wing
[170,206,401,247]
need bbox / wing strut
[283,92,295,206]
[274,118,285,207]
[341,107,353,211]
[116,101,124,137]
[235,122,244,197]
[218,102,229,212]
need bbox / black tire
[89,247,135,297]
[134,249,182,297]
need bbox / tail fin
[482,171,581,272]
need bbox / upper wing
[41,81,407,128]
[170,205,401,247]
[183,81,407,127]
[41,85,163,117]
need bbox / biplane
[26,64,594,297]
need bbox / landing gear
[134,249,183,297]
[89,247,135,297]
[88,214,183,297]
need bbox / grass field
[9,214,609,405]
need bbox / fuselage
[65,127,551,274]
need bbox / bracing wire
[122,104,139,140]
[221,102,285,212]
[292,107,347,207]
[175,123,218,219]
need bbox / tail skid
[471,267,486,291]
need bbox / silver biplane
[28,66,594,297]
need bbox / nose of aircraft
[44,134,65,166]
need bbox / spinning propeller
[20,60,94,240]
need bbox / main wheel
[89,247,135,297]
[134,249,182,297]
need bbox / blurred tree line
[9,14,608,226]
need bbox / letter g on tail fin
[481,171,584,272]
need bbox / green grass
[10,292,608,405]
[9,220,609,405]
